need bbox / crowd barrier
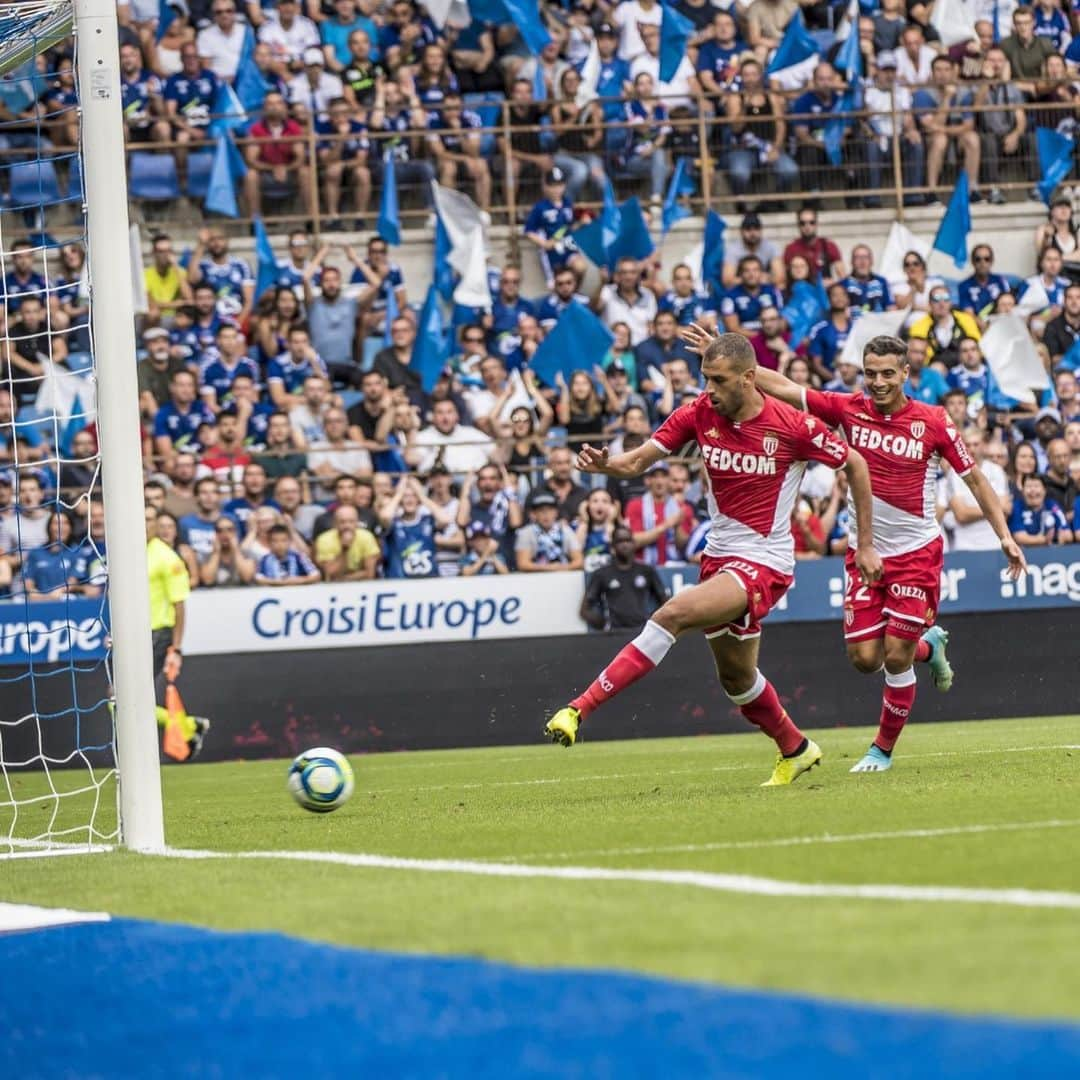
[0,547,1077,667]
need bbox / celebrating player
[543,333,882,786]
[685,325,1026,772]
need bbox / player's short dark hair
[863,335,908,365]
[702,332,756,372]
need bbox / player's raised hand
[680,321,716,356]
[576,443,609,474]
[854,545,884,585]
[1001,536,1027,580]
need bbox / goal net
[0,0,162,856]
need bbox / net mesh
[0,0,119,855]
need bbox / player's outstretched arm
[841,448,883,585]
[963,466,1027,579]
[575,439,667,479]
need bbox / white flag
[1013,279,1050,317]
[981,315,1051,404]
[424,0,469,28]
[839,310,908,368]
[930,0,978,47]
[577,37,600,107]
[452,230,492,309]
[880,220,931,290]
[432,181,491,307]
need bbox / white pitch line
[156,846,1080,911]
[504,818,1080,862]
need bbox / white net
[0,0,119,856]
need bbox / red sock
[571,621,675,719]
[876,668,917,752]
[728,671,805,756]
[914,640,931,663]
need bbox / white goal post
[73,0,164,851]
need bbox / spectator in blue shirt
[791,63,848,199]
[1009,474,1073,545]
[377,0,438,72]
[153,370,216,465]
[459,521,510,575]
[188,228,255,323]
[537,267,591,332]
[958,244,1010,320]
[314,99,371,229]
[224,462,279,530]
[620,72,672,199]
[658,263,715,327]
[721,256,784,334]
[635,311,699,379]
[189,284,224,354]
[523,167,586,287]
[255,524,321,584]
[198,323,260,411]
[1032,0,1071,51]
[23,511,78,601]
[807,283,855,381]
[179,477,223,568]
[695,11,744,95]
[487,266,536,344]
[164,42,218,186]
[824,358,864,394]
[946,337,989,419]
[119,41,168,145]
[594,24,631,121]
[425,93,490,211]
[904,338,949,404]
[842,245,894,313]
[321,0,379,70]
[267,326,329,410]
[347,236,407,339]
[4,240,47,315]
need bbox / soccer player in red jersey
[744,333,1027,772]
[543,333,882,787]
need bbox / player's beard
[710,387,743,418]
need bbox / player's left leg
[708,633,822,787]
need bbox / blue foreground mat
[3,917,1079,1077]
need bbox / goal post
[74,0,164,852]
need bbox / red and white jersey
[652,394,849,574]
[803,389,974,557]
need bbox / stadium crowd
[0,0,1079,627]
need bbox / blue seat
[65,351,94,375]
[339,389,363,411]
[8,160,63,209]
[185,150,214,199]
[66,157,83,203]
[128,151,181,201]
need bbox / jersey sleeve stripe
[650,436,675,454]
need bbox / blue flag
[1036,127,1075,205]
[572,214,613,269]
[156,0,177,42]
[377,152,401,246]
[530,302,613,388]
[932,171,971,269]
[766,12,817,77]
[205,135,245,217]
[701,210,726,292]
[433,213,455,301]
[532,57,546,101]
[413,285,450,393]
[835,19,862,80]
[498,0,552,55]
[253,217,278,300]
[781,281,827,345]
[659,2,694,83]
[609,196,655,262]
[208,81,248,137]
[235,42,269,114]
[383,271,400,347]
[661,156,694,236]
[601,176,620,249]
[823,88,858,167]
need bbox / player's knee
[718,670,755,697]
[847,647,882,675]
[651,603,686,637]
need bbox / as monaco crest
[762,433,779,455]
[910,420,926,439]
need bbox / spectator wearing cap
[625,461,693,566]
[723,57,799,206]
[1010,473,1073,545]
[862,52,924,209]
[1032,407,1065,471]
[958,245,1012,323]
[515,490,584,572]
[580,524,669,631]
[823,357,864,394]
[723,213,785,288]
[288,47,344,124]
[594,22,632,122]
[407,399,494,476]
[842,245,895,314]
[460,522,509,576]
[256,524,321,585]
[598,362,649,423]
[139,328,187,419]
[196,0,246,81]
[720,256,784,336]
[523,166,587,288]
[259,0,320,71]
[537,267,590,333]
[242,92,312,220]
[595,257,658,346]
[658,264,715,328]
[908,288,981,369]
[782,209,845,283]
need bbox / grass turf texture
[3,715,1080,1021]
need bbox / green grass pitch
[4,714,1080,1021]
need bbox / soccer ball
[287,747,354,813]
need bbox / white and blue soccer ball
[287,747,354,813]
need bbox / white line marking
[0,902,110,931]
[505,819,1080,862]
[0,845,114,862]
[156,846,1080,911]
